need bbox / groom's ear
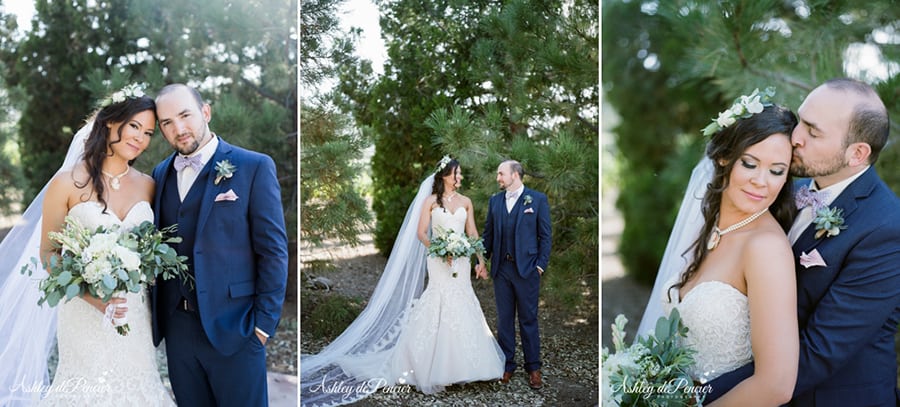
[202,103,212,123]
[845,142,872,167]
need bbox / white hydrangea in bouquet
[602,309,708,406]
[427,226,485,277]
[22,216,192,335]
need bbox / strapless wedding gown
[340,207,504,394]
[662,277,752,382]
[39,201,174,406]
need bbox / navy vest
[159,162,212,310]
[498,199,518,263]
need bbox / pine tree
[345,0,599,305]
[603,0,900,283]
[299,0,373,247]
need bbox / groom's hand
[255,331,268,346]
[475,263,488,279]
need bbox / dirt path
[601,189,651,350]
[301,234,599,406]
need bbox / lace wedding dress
[340,207,504,395]
[661,276,752,383]
[39,201,174,406]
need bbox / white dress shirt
[177,135,219,201]
[505,185,525,213]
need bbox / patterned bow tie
[506,191,519,200]
[174,154,204,172]
[795,185,827,211]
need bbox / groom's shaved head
[156,83,205,110]
[501,160,524,180]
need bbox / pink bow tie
[506,191,519,200]
[795,185,826,211]
[174,154,204,172]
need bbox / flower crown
[701,87,776,136]
[99,83,147,108]
[435,155,452,173]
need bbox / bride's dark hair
[431,157,460,210]
[670,104,798,299]
[78,95,156,214]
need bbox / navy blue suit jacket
[150,138,288,356]
[482,187,551,278]
[705,167,900,406]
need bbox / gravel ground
[301,235,599,406]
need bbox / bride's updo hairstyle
[431,155,460,210]
[79,84,156,214]
[671,99,798,298]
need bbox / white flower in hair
[702,87,776,136]
[435,155,452,173]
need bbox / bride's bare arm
[463,197,486,266]
[40,174,71,269]
[39,171,127,317]
[417,195,436,247]
[709,231,798,406]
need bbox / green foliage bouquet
[22,216,192,335]
[602,310,709,406]
[427,226,485,277]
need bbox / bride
[301,156,503,406]
[637,90,800,405]
[0,85,174,405]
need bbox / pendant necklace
[706,207,769,251]
[102,166,130,191]
[445,191,457,203]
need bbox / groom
[477,160,551,390]
[706,78,900,405]
[150,84,288,406]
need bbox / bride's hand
[82,295,128,319]
[445,256,454,267]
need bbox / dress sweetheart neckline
[69,200,151,223]
[431,206,467,216]
[677,280,747,304]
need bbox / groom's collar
[808,165,870,207]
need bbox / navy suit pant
[165,307,268,407]
[493,258,541,373]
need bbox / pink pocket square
[799,249,827,268]
[523,208,534,214]
[215,189,239,202]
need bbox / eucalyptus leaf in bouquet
[21,216,193,335]
[602,309,709,406]
[427,226,485,277]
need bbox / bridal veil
[300,174,434,406]
[636,157,712,338]
[0,121,92,405]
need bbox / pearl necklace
[706,207,769,250]
[101,166,130,191]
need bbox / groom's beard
[791,151,847,178]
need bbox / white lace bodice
[663,278,752,382]
[40,200,174,406]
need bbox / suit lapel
[195,139,234,237]
[154,154,177,220]
[793,167,875,255]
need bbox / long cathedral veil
[0,120,92,406]
[300,174,434,406]
[636,157,712,338]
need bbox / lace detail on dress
[386,208,503,393]
[662,279,752,382]
[39,201,174,406]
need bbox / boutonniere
[523,194,533,206]
[214,160,236,185]
[813,206,847,239]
